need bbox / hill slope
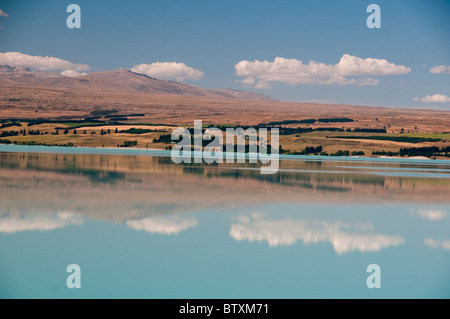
[0,66,275,101]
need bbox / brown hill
[0,66,275,101]
[214,88,278,101]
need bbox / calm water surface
[0,145,449,298]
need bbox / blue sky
[0,0,449,109]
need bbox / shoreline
[1,143,450,164]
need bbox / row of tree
[0,130,45,137]
[399,146,450,157]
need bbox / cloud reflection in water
[126,216,198,235]
[0,212,83,233]
[230,213,404,254]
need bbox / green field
[65,122,108,128]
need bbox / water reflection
[1,149,450,239]
[424,238,450,251]
[1,151,450,223]
[413,209,448,221]
[126,216,198,235]
[1,148,450,298]
[230,213,405,254]
[0,212,83,233]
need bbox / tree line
[1,130,45,137]
[399,146,450,157]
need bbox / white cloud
[126,216,198,235]
[130,62,204,81]
[336,54,410,76]
[430,65,450,74]
[61,69,86,77]
[235,54,410,89]
[0,9,8,17]
[0,51,90,73]
[413,94,450,103]
[230,213,404,254]
[415,209,447,221]
[0,212,83,233]
[424,238,450,251]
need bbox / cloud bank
[235,54,411,89]
[0,212,83,233]
[0,51,89,76]
[0,9,8,17]
[230,214,404,254]
[413,94,450,103]
[126,216,198,235]
[130,62,204,81]
[430,65,450,74]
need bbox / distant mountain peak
[0,65,32,73]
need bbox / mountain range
[0,65,277,101]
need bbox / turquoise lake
[0,145,449,298]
